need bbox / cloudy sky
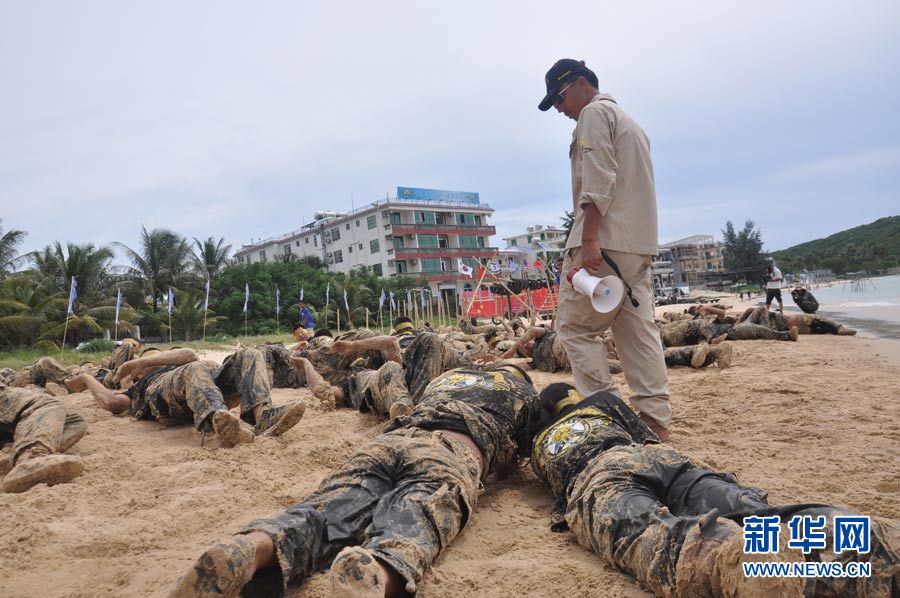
[2,1,898,261]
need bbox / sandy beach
[1,327,899,597]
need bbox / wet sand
[1,333,898,596]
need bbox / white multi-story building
[500,224,566,276]
[233,187,498,299]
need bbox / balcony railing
[390,224,496,236]
[394,247,498,260]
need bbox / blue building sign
[396,186,480,205]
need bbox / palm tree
[0,219,28,279]
[192,236,232,282]
[117,226,192,311]
[170,290,227,341]
[31,241,115,305]
[0,275,63,349]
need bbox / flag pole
[337,308,341,334]
[366,307,370,329]
[60,315,70,357]
[202,283,209,342]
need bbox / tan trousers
[558,248,670,427]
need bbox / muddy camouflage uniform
[532,391,899,597]
[299,329,382,395]
[659,319,789,346]
[100,342,139,388]
[0,385,87,468]
[254,343,305,388]
[401,332,486,402]
[125,348,273,430]
[664,346,713,368]
[12,357,87,388]
[346,361,411,416]
[531,330,570,373]
[238,365,543,596]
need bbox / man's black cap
[538,58,589,111]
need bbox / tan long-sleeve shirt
[565,92,659,256]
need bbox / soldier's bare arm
[114,348,198,383]
[331,336,402,365]
[71,373,131,414]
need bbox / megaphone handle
[600,251,640,308]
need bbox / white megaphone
[567,268,626,314]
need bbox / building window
[475,215,482,226]
[359,243,363,250]
[526,235,533,243]
[284,244,292,255]
[370,239,380,253]
[372,263,383,276]
[305,237,309,244]
[456,213,475,225]
[396,260,408,274]
[478,236,485,248]
[418,234,438,247]
[510,239,517,246]
[389,212,401,225]
[438,234,449,248]
[423,258,441,272]
[393,237,404,250]
[345,223,350,230]
[331,228,341,241]
[334,250,343,263]
[415,211,436,224]
[295,240,300,246]
[314,236,318,247]
[348,245,353,253]
[459,235,478,248]
[356,219,360,227]
[259,250,267,263]
[367,215,377,229]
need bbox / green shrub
[78,338,116,353]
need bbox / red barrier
[464,288,558,317]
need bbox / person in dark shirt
[68,347,305,447]
[531,382,899,598]
[791,287,819,314]
[170,363,543,597]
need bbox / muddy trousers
[726,323,789,341]
[0,388,87,465]
[565,444,899,597]
[402,332,472,402]
[241,427,482,596]
[349,361,412,416]
[664,346,712,368]
[148,349,271,429]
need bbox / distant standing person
[293,300,315,341]
[538,59,670,441]
[766,262,784,312]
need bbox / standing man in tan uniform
[539,58,671,441]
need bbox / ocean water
[785,274,900,341]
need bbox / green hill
[770,215,900,275]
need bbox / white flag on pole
[167,288,175,315]
[379,288,386,310]
[275,286,281,316]
[66,277,77,315]
[300,286,304,301]
[243,283,249,313]
[406,290,412,306]
[389,291,396,311]
[457,258,473,278]
[114,288,122,325]
[509,260,519,273]
[343,289,350,313]
[325,283,330,305]
[204,278,210,312]
[420,291,426,307]
[489,261,501,274]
